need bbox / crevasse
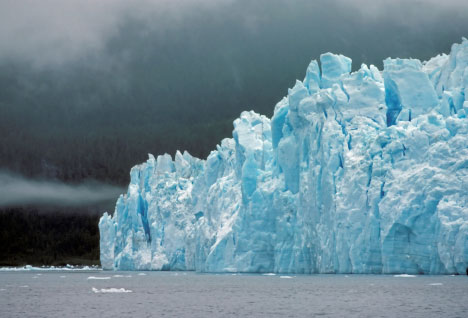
[99,39,468,274]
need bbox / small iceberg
[87,276,111,280]
[92,287,132,293]
[112,275,132,278]
[394,274,417,278]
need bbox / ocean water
[1,271,467,317]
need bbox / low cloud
[2,0,466,67]
[0,0,232,67]
[0,170,124,208]
[0,0,466,70]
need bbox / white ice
[87,276,111,280]
[91,287,132,293]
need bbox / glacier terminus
[99,39,468,274]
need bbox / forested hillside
[0,207,100,266]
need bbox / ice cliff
[100,39,468,274]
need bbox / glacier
[99,39,468,274]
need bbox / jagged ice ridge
[100,39,468,274]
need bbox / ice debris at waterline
[0,265,100,271]
[100,39,468,274]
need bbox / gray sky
[0,0,467,208]
[1,0,467,67]
[0,0,232,66]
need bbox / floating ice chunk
[92,287,132,293]
[429,283,443,286]
[137,273,146,276]
[112,274,132,278]
[87,276,111,280]
[393,274,417,278]
[280,276,294,279]
[262,273,276,276]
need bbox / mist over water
[0,170,124,208]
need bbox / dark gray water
[1,271,467,317]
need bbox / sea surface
[1,270,467,317]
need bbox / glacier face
[99,39,468,274]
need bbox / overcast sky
[0,0,467,207]
[1,0,467,66]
